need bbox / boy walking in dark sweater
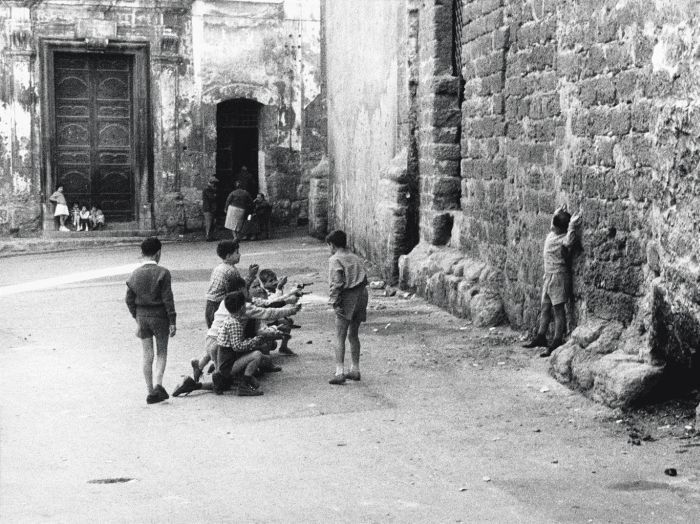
[126,237,177,404]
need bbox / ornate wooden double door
[53,52,134,220]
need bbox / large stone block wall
[416,0,463,246]
[401,0,700,405]
[0,0,320,236]
[324,0,414,281]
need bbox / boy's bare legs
[539,303,566,357]
[154,331,169,387]
[348,320,361,372]
[537,302,552,337]
[551,304,566,345]
[142,338,155,393]
[230,351,262,378]
[523,301,551,348]
[334,317,350,376]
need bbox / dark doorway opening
[216,99,261,220]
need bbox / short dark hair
[227,275,247,293]
[325,229,347,248]
[552,209,571,230]
[141,237,162,257]
[224,291,246,314]
[216,240,239,259]
[259,269,277,283]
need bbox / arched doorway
[215,98,261,219]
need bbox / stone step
[43,229,156,239]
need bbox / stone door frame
[40,39,153,230]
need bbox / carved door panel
[54,53,134,220]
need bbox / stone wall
[403,0,700,405]
[324,0,416,281]
[324,0,700,406]
[0,0,320,236]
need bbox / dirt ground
[1,235,699,523]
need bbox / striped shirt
[205,262,242,302]
[217,314,263,353]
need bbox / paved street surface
[1,233,699,523]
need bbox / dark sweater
[125,262,176,324]
[225,189,253,212]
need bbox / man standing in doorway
[237,166,256,196]
[202,176,218,241]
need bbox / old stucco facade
[320,0,700,407]
[0,0,321,235]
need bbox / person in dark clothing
[202,176,218,241]
[224,181,253,240]
[237,166,256,196]
[125,237,176,404]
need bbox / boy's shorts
[334,284,368,323]
[541,273,569,306]
[135,315,170,339]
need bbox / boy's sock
[191,359,202,382]
[345,369,361,381]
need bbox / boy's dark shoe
[243,375,260,390]
[146,392,160,404]
[329,374,346,385]
[154,384,169,402]
[540,339,564,357]
[344,370,361,381]
[173,376,202,397]
[237,382,263,396]
[212,372,227,395]
[279,347,297,356]
[191,359,202,383]
[522,334,548,348]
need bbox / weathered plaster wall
[193,0,320,229]
[324,0,414,280]
[0,0,320,235]
[0,6,40,235]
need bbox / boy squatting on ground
[173,277,301,397]
[326,230,369,385]
[125,237,176,404]
[192,240,259,379]
[523,205,582,357]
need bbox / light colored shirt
[328,249,367,305]
[49,190,67,206]
[543,228,576,274]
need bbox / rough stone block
[549,340,577,383]
[571,322,605,348]
[591,353,664,407]
[471,290,504,327]
[430,213,454,245]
